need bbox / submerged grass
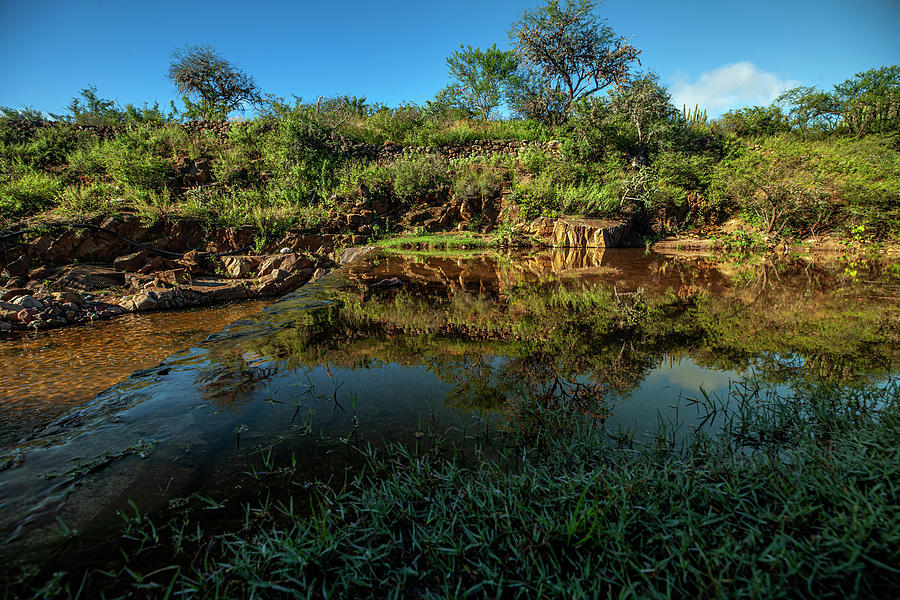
[7,375,900,599]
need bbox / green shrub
[0,167,61,218]
[57,182,121,217]
[368,103,426,143]
[331,160,394,200]
[66,137,107,178]
[559,181,621,215]
[1,125,84,168]
[714,105,791,138]
[392,154,450,200]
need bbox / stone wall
[8,120,562,162]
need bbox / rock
[52,291,83,305]
[550,217,633,248]
[16,309,34,324]
[220,256,259,278]
[256,255,283,277]
[527,217,556,238]
[53,264,126,291]
[139,256,166,274]
[4,255,29,277]
[133,293,158,312]
[177,249,207,275]
[338,246,376,265]
[203,283,249,302]
[279,247,293,254]
[0,288,30,302]
[113,251,150,272]
[12,295,43,310]
[28,265,54,280]
[157,268,191,285]
[0,321,10,332]
[278,253,314,272]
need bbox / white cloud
[670,62,799,116]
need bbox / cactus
[680,104,708,128]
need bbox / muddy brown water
[0,248,896,568]
[0,301,271,449]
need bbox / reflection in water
[0,248,896,559]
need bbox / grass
[376,232,494,250]
[7,374,899,598]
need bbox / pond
[0,248,897,568]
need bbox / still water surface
[0,248,896,558]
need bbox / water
[0,300,272,449]
[0,248,896,563]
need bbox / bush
[709,137,832,236]
[392,154,450,200]
[715,105,791,138]
[264,101,341,201]
[102,135,172,191]
[0,167,61,218]
[559,181,621,215]
[369,103,426,144]
[0,124,84,169]
[331,160,394,201]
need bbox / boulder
[528,217,556,238]
[28,266,54,280]
[12,295,43,310]
[114,251,150,272]
[4,255,28,277]
[157,268,191,286]
[133,293,159,312]
[177,249,208,275]
[221,256,259,278]
[0,288,30,302]
[52,291,84,305]
[550,217,632,248]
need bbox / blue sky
[1,0,898,118]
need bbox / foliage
[57,85,170,126]
[710,136,833,236]
[776,85,841,138]
[833,65,900,137]
[392,154,450,200]
[99,126,173,191]
[438,44,519,120]
[608,71,673,147]
[0,166,61,218]
[715,105,791,138]
[167,44,261,120]
[509,0,640,125]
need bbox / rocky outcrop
[529,217,633,248]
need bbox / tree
[167,44,261,120]
[609,72,673,147]
[833,65,900,137]
[715,105,790,138]
[439,44,519,121]
[508,0,640,125]
[776,86,841,139]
